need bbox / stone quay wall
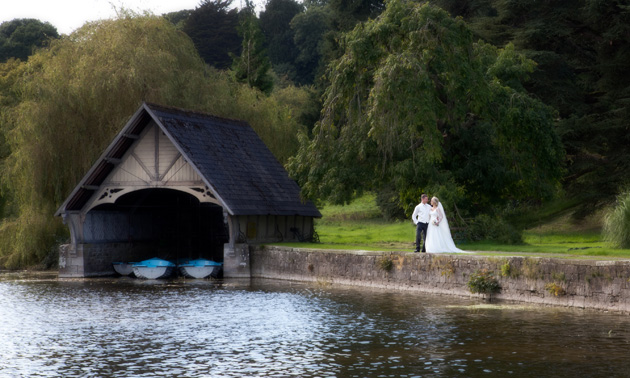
[250,246,630,313]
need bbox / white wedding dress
[425,203,468,253]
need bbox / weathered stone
[223,243,252,278]
[250,246,630,313]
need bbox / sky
[1,0,261,35]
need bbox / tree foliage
[0,18,59,62]
[434,0,630,206]
[603,190,630,249]
[231,1,274,93]
[327,0,385,32]
[259,0,303,81]
[182,0,241,69]
[288,0,564,215]
[572,0,630,201]
[163,9,193,29]
[319,0,386,64]
[290,4,332,85]
[0,12,309,268]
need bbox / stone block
[224,243,251,278]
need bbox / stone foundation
[250,246,630,312]
[223,243,251,278]
[59,243,155,277]
[59,241,230,278]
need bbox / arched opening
[85,188,229,263]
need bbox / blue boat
[178,259,223,279]
[112,262,137,277]
[132,258,176,279]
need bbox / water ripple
[1,278,630,377]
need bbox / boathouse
[55,103,320,278]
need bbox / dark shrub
[466,214,522,244]
[376,186,406,221]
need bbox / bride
[425,197,468,253]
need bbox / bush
[378,255,394,271]
[466,214,522,244]
[500,261,519,278]
[467,269,501,294]
[0,207,67,269]
[376,185,406,221]
[545,282,566,296]
[603,191,630,248]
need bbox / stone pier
[249,246,630,313]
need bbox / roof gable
[56,103,320,218]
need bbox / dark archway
[88,189,229,262]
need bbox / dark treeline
[171,0,629,208]
[0,0,628,267]
[0,18,59,62]
[434,0,630,210]
[170,0,383,87]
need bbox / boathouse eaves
[55,102,320,219]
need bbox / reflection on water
[1,275,630,377]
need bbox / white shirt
[412,203,431,224]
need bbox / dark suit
[416,221,428,252]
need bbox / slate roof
[56,102,320,218]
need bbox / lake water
[1,273,629,378]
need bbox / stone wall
[250,246,630,313]
[59,243,156,277]
[223,243,251,278]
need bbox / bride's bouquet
[432,219,439,226]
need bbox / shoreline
[249,246,630,313]
[7,246,630,313]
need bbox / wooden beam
[104,157,122,164]
[123,133,140,140]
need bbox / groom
[412,194,431,253]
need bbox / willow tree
[0,12,308,268]
[288,0,564,215]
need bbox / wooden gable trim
[56,103,235,217]
[143,103,235,216]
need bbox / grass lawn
[273,194,630,259]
